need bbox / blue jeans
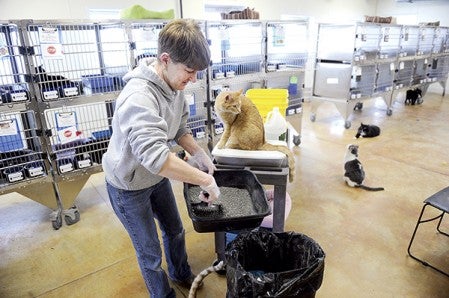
[106,178,192,297]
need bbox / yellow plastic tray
[245,88,288,120]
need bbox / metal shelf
[311,22,449,128]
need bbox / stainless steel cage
[399,26,420,58]
[265,20,309,128]
[310,22,448,129]
[24,20,130,102]
[128,20,166,68]
[0,22,31,105]
[417,26,435,56]
[394,59,415,88]
[0,109,47,185]
[375,62,395,94]
[42,100,113,176]
[265,21,309,71]
[432,26,449,55]
[378,25,402,61]
[207,20,264,81]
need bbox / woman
[102,19,219,297]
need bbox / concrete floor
[1,89,449,297]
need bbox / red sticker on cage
[47,46,56,54]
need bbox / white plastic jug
[264,107,287,141]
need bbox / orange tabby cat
[215,89,295,182]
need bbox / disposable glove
[199,176,220,202]
[189,148,216,174]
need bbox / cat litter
[188,186,258,219]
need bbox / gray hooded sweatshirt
[102,58,191,190]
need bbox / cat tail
[188,261,224,298]
[356,185,385,191]
[260,143,296,183]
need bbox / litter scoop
[191,192,223,217]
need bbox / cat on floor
[405,88,422,105]
[188,260,224,298]
[214,89,295,182]
[355,123,380,139]
[343,144,384,191]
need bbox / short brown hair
[158,19,211,70]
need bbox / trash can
[225,189,292,245]
[225,229,325,298]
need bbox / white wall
[376,0,449,26]
[0,0,377,21]
[2,0,448,26]
[0,0,180,20]
[199,0,378,22]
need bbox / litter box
[183,169,270,233]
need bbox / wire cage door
[24,20,130,102]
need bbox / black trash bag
[225,229,325,298]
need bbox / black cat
[405,88,422,105]
[34,65,81,97]
[355,123,380,139]
[35,65,70,89]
